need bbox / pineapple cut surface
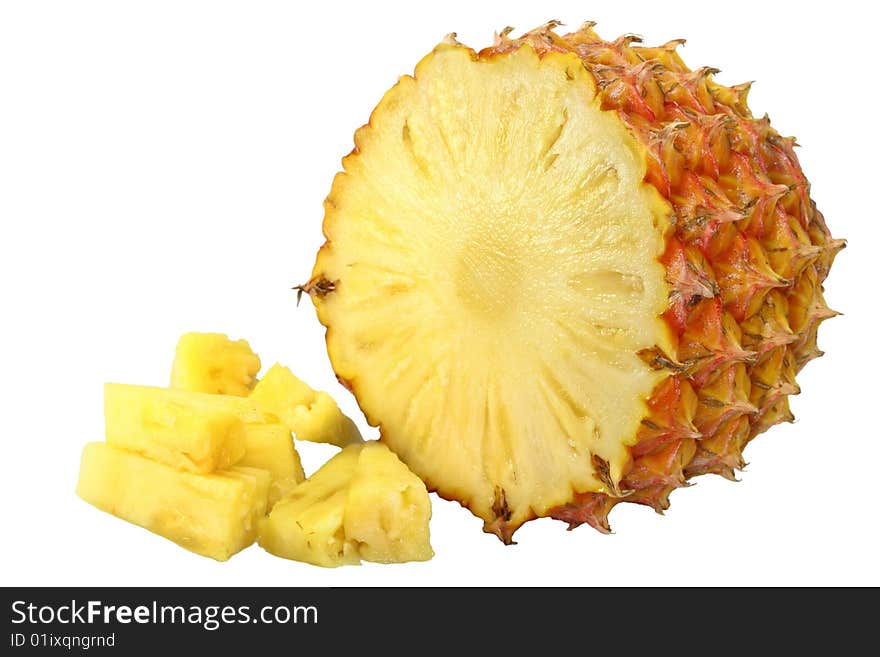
[288,391,362,446]
[258,442,432,567]
[104,383,263,472]
[306,25,842,542]
[345,442,433,564]
[239,423,306,508]
[170,332,261,396]
[309,44,671,535]
[104,383,264,472]
[225,465,272,526]
[76,443,268,561]
[258,445,361,568]
[250,364,362,447]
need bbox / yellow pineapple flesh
[104,383,262,472]
[287,391,362,446]
[308,43,670,536]
[258,442,432,567]
[250,363,362,447]
[170,332,261,396]
[345,441,433,564]
[239,423,306,508]
[76,443,269,561]
[305,24,842,542]
[258,445,361,567]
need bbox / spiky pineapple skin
[484,23,842,533]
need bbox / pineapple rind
[486,23,841,533]
[309,24,841,541]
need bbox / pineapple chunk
[258,442,432,567]
[76,443,269,561]
[226,465,271,521]
[104,383,263,472]
[258,446,361,567]
[239,423,306,508]
[170,332,261,396]
[250,364,362,447]
[287,391,362,446]
[345,442,433,564]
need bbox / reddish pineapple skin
[484,23,843,535]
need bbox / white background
[1,0,877,587]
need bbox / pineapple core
[309,45,673,536]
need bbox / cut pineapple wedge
[345,441,434,564]
[259,442,432,567]
[287,391,362,446]
[250,364,362,447]
[309,44,673,535]
[104,383,263,473]
[170,332,261,396]
[239,423,306,508]
[76,443,269,561]
[259,446,361,568]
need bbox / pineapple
[258,442,432,567]
[76,443,269,561]
[104,383,263,472]
[303,24,843,542]
[170,332,261,396]
[239,423,306,508]
[286,391,362,446]
[258,445,361,568]
[250,363,362,447]
[345,441,434,564]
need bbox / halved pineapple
[77,443,269,561]
[307,44,671,538]
[250,363,362,447]
[170,332,261,396]
[104,383,263,472]
[306,26,843,542]
[258,442,432,567]
[239,423,306,508]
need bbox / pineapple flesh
[251,363,362,447]
[286,391,362,446]
[259,442,432,567]
[258,445,361,568]
[239,423,306,508]
[170,332,261,396]
[308,42,670,537]
[77,443,269,561]
[344,441,434,564]
[104,383,262,472]
[305,24,842,541]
